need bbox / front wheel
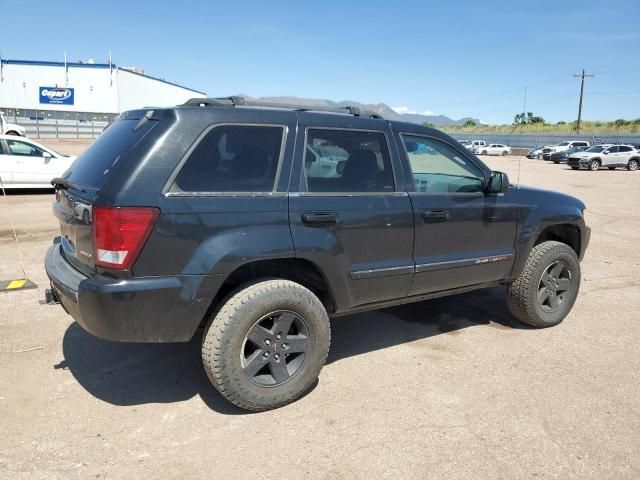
[507,241,581,328]
[502,150,508,156]
[202,279,331,411]
[589,160,600,171]
[628,159,639,171]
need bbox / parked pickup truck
[0,111,26,136]
[464,140,486,151]
[45,97,591,411]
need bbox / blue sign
[39,86,74,105]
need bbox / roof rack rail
[181,96,384,119]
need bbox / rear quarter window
[171,125,285,193]
[64,119,158,189]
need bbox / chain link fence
[1,107,117,139]
[446,131,640,148]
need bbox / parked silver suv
[568,144,640,171]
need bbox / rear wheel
[202,279,331,411]
[589,160,600,171]
[481,150,487,155]
[628,159,639,171]
[502,150,508,156]
[507,241,581,328]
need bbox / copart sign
[39,87,74,105]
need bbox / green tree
[463,119,476,127]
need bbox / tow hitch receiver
[44,288,60,305]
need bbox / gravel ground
[1,147,639,480]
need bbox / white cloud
[392,106,437,116]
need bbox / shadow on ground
[57,286,525,414]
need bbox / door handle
[421,209,449,221]
[301,212,339,225]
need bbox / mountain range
[238,96,478,127]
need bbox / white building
[0,58,206,138]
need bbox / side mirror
[43,152,52,162]
[487,171,509,194]
[603,150,609,155]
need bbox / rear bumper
[45,242,224,342]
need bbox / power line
[573,69,594,130]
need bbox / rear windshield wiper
[51,177,86,192]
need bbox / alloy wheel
[538,261,572,313]
[241,310,310,387]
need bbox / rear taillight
[93,206,159,270]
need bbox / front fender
[510,186,587,278]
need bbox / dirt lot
[1,143,639,479]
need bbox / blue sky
[1,0,639,124]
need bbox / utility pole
[573,69,594,130]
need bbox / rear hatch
[52,112,159,276]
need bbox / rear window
[63,119,157,189]
[172,125,284,192]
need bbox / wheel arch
[200,258,337,328]
[534,224,582,258]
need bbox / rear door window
[304,129,394,193]
[173,125,285,193]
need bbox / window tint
[304,129,394,193]
[401,135,485,193]
[619,146,632,152]
[607,146,619,153]
[6,139,46,157]
[174,125,283,192]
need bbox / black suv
[45,97,590,411]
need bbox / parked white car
[475,144,512,156]
[0,111,26,136]
[567,144,640,171]
[0,135,75,189]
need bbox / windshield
[585,145,606,153]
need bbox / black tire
[553,160,559,164]
[628,159,639,171]
[502,150,508,156]
[202,279,331,411]
[481,150,487,155]
[5,131,19,136]
[571,166,580,170]
[589,159,600,171]
[507,241,581,328]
